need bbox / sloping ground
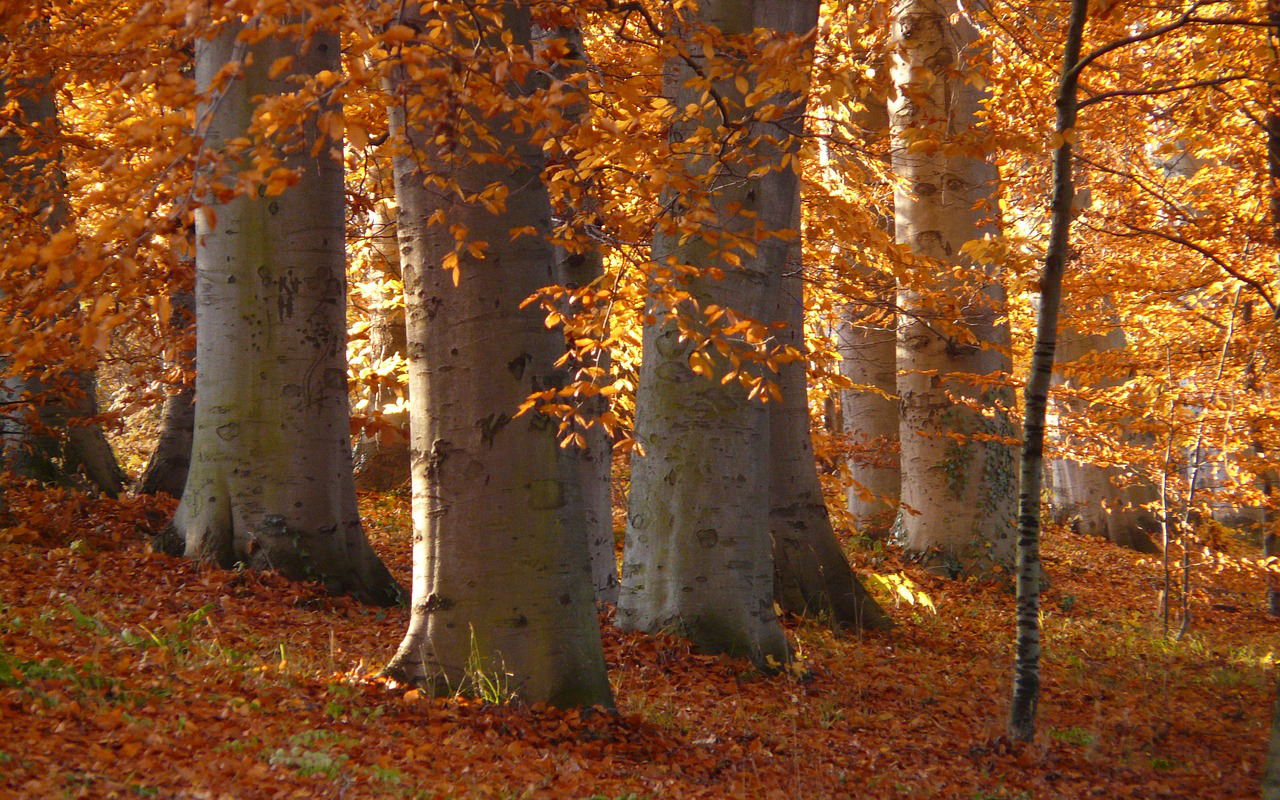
[0,483,1272,799]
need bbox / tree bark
[0,39,124,497]
[169,13,400,605]
[839,297,899,534]
[138,288,195,498]
[1265,0,1280,617]
[1265,675,1280,800]
[1010,0,1088,742]
[834,68,899,535]
[1050,325,1159,553]
[888,0,1016,575]
[772,256,892,631]
[619,0,832,666]
[535,21,618,606]
[380,3,612,708]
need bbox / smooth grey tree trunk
[839,297,899,534]
[535,22,618,606]
[168,15,400,605]
[138,288,195,498]
[772,260,892,631]
[380,4,612,708]
[619,0,818,666]
[0,47,124,497]
[833,72,900,535]
[888,0,1016,575]
[1050,325,1158,553]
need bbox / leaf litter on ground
[0,481,1273,798]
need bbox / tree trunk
[1051,325,1159,553]
[772,259,892,631]
[380,4,612,708]
[0,42,124,497]
[535,21,618,606]
[169,14,400,605]
[1265,0,1280,617]
[350,155,411,492]
[1265,675,1280,800]
[839,298,899,534]
[1010,0,1088,742]
[618,0,819,666]
[834,69,899,535]
[888,0,1016,575]
[138,288,195,498]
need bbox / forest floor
[0,484,1273,799]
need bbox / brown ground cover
[0,484,1272,798]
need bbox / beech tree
[1266,677,1280,799]
[771,248,891,630]
[379,2,612,707]
[0,25,125,497]
[1049,325,1159,553]
[888,0,1016,575]
[831,88,899,534]
[163,11,399,604]
[136,286,195,498]
[535,19,618,605]
[619,0,866,662]
[838,296,899,533]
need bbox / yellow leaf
[268,56,293,79]
[347,120,369,149]
[383,24,416,44]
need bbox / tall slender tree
[380,2,612,708]
[165,11,399,604]
[1264,0,1280,616]
[1010,0,1089,742]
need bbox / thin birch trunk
[1265,0,1280,616]
[1010,0,1088,742]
